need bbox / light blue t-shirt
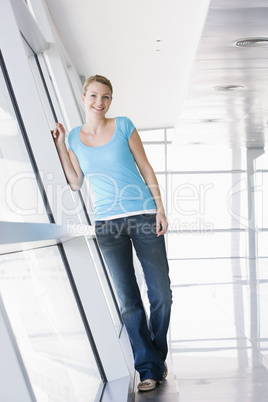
[68,116,156,220]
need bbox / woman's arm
[129,129,168,236]
[52,123,83,191]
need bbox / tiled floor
[135,256,268,401]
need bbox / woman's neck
[83,116,108,135]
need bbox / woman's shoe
[163,362,168,379]
[137,379,156,392]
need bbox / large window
[139,128,248,254]
[0,50,105,400]
[0,56,49,224]
[0,246,104,401]
[140,128,263,383]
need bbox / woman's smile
[82,81,113,118]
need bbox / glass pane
[0,246,103,401]
[169,257,252,364]
[86,239,123,336]
[166,128,174,141]
[139,129,164,142]
[167,144,246,171]
[167,172,247,230]
[25,45,64,132]
[258,258,268,362]
[256,172,268,229]
[167,231,246,259]
[256,151,268,170]
[0,64,49,223]
[27,53,57,129]
[143,143,165,172]
[258,232,268,258]
[156,173,166,210]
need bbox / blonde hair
[83,75,113,96]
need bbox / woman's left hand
[156,211,168,236]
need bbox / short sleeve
[123,117,136,141]
[67,126,80,152]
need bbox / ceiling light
[212,85,244,91]
[155,39,162,52]
[234,37,268,47]
[200,118,223,123]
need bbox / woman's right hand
[52,123,66,147]
[51,123,83,190]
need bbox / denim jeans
[95,214,172,381]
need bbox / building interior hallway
[1,1,268,401]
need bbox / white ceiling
[44,0,268,148]
[44,0,210,129]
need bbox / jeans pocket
[95,220,106,228]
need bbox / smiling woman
[52,74,173,392]
[80,77,115,147]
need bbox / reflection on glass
[0,246,103,401]
[0,66,48,223]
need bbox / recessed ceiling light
[234,37,268,47]
[212,85,244,91]
[200,118,223,123]
[155,39,162,52]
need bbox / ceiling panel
[175,0,268,149]
[210,0,268,8]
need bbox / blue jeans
[95,214,172,381]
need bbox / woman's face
[82,81,112,118]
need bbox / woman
[53,75,172,392]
